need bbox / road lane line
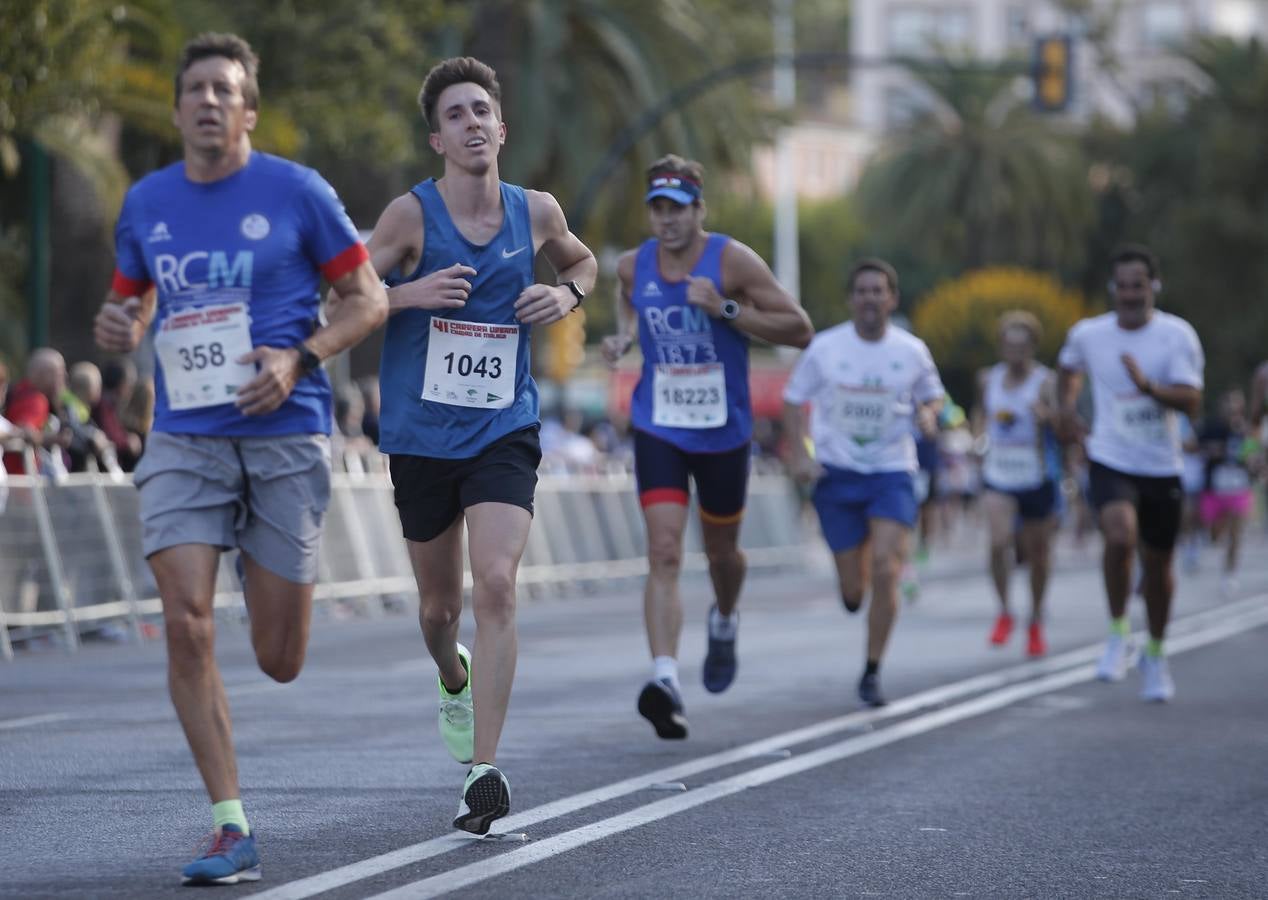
[366,600,1268,899]
[0,712,72,731]
[253,593,1268,900]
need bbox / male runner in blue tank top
[93,33,387,885]
[359,57,597,833]
[601,154,813,740]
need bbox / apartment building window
[887,5,974,56]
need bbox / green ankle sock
[1146,638,1164,658]
[1109,617,1130,637]
[212,799,250,836]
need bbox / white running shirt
[1057,311,1204,477]
[784,322,944,474]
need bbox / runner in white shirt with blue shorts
[784,259,944,708]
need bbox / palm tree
[855,59,1093,282]
[450,0,782,247]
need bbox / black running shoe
[702,608,738,694]
[637,678,689,739]
[858,671,887,708]
[453,764,511,835]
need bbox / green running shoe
[438,643,473,764]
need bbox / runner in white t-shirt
[972,311,1059,657]
[1056,245,1204,702]
[783,259,944,707]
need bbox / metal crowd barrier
[0,447,806,661]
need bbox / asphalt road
[3,530,1266,899]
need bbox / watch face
[721,299,740,319]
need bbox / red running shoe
[1027,622,1047,657]
[989,613,1014,645]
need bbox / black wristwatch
[719,298,741,320]
[563,280,586,311]
[292,342,322,375]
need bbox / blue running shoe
[702,606,738,694]
[181,824,260,886]
[637,678,688,739]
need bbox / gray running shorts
[133,432,332,583]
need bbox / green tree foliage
[1085,37,1268,404]
[853,60,1094,302]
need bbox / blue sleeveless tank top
[629,233,752,452]
[379,179,538,458]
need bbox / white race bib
[1211,463,1250,494]
[652,363,727,428]
[984,442,1044,490]
[830,385,894,446]
[154,303,256,411]
[1111,394,1171,446]
[421,318,517,409]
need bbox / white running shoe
[1094,634,1131,682]
[1139,654,1175,702]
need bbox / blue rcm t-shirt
[379,178,538,459]
[112,152,366,437]
[629,233,752,452]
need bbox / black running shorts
[389,426,541,543]
[1087,460,1183,551]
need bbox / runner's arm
[601,251,639,366]
[711,241,813,348]
[511,191,597,325]
[1055,366,1086,444]
[970,368,989,440]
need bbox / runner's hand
[600,334,633,367]
[685,276,722,316]
[514,284,574,325]
[94,297,145,352]
[234,346,300,416]
[915,404,939,438]
[1054,406,1087,444]
[788,451,824,485]
[391,264,475,311]
[1120,353,1149,393]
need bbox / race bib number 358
[154,302,255,411]
[422,318,517,409]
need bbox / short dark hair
[847,258,899,293]
[175,32,260,110]
[418,57,501,131]
[646,154,705,189]
[1110,243,1159,279]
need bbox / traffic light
[544,310,587,382]
[1032,35,1072,113]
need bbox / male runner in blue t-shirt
[601,154,813,739]
[358,57,596,834]
[93,33,386,886]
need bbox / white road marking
[0,712,72,731]
[252,593,1268,900]
[366,599,1268,900]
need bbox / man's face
[647,197,704,252]
[31,357,66,400]
[999,326,1034,366]
[429,82,505,173]
[173,55,257,156]
[849,269,897,329]
[1109,259,1155,319]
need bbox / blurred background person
[3,348,71,475]
[1198,388,1259,596]
[92,358,145,472]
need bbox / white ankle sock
[653,656,679,686]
